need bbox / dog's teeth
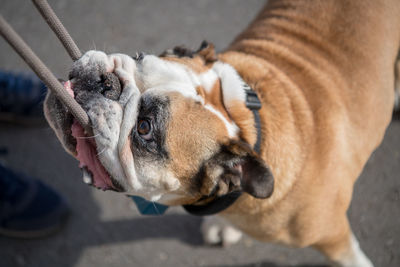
[82,167,93,184]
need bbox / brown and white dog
[44,0,400,266]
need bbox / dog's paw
[201,216,243,247]
[328,233,374,267]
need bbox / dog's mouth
[71,119,123,192]
[64,81,123,192]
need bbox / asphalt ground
[0,1,399,266]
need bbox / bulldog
[44,0,400,266]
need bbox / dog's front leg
[313,220,373,267]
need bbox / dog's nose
[70,71,122,103]
[99,73,121,101]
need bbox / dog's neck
[181,83,263,216]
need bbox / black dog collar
[183,85,262,216]
[182,191,242,216]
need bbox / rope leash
[32,0,82,61]
[0,0,89,129]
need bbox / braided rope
[0,1,90,129]
[32,0,82,61]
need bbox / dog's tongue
[65,81,114,190]
[71,120,115,190]
[64,80,74,97]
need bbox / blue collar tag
[131,196,169,215]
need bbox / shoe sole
[0,212,69,239]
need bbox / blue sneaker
[0,70,47,125]
[0,163,69,238]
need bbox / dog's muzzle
[65,68,124,192]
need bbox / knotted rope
[0,0,89,129]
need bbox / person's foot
[0,163,69,238]
[0,70,47,125]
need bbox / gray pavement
[0,1,399,267]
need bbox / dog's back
[228,0,400,147]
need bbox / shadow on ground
[0,153,204,266]
[206,264,328,267]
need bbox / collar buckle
[245,87,261,110]
[244,85,262,153]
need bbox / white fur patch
[333,233,374,267]
[137,55,205,103]
[133,160,181,201]
[204,104,239,138]
[197,69,219,93]
[212,62,246,109]
[79,50,114,72]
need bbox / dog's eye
[137,119,152,140]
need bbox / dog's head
[44,42,274,205]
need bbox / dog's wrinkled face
[44,43,274,205]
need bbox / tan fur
[226,100,257,147]
[165,92,229,202]
[164,56,259,147]
[198,81,232,122]
[206,0,400,261]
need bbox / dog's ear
[196,40,217,63]
[159,45,195,58]
[197,140,274,199]
[159,40,217,63]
